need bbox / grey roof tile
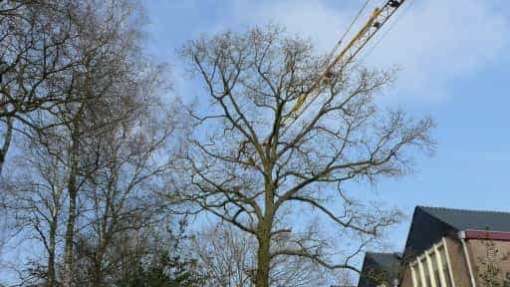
[419,206,510,232]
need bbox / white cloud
[231,0,352,51]
[224,0,510,104]
[368,0,510,103]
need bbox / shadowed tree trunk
[62,112,81,287]
[0,116,12,176]
[47,222,57,287]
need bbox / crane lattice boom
[287,0,407,122]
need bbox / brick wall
[467,239,510,286]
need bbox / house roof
[418,206,510,232]
[357,252,401,287]
[404,206,510,259]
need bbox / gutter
[458,231,477,287]
[463,229,510,241]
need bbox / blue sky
[143,0,510,253]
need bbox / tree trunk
[255,174,275,287]
[92,245,106,287]
[62,187,77,287]
[47,221,57,287]
[0,116,13,176]
[255,233,271,287]
[92,257,102,286]
[62,131,79,287]
[255,205,273,286]
[0,153,4,177]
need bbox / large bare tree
[182,26,434,287]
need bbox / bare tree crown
[182,25,434,284]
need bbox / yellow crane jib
[287,0,406,123]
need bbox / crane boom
[287,0,407,122]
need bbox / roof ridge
[418,205,510,215]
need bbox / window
[410,240,454,287]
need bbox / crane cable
[327,0,373,64]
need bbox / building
[358,206,510,287]
[358,252,402,287]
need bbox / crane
[286,0,407,125]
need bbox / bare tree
[4,81,180,286]
[49,2,157,285]
[0,0,82,175]
[0,1,179,286]
[70,94,177,286]
[193,223,256,286]
[4,137,67,286]
[181,25,434,287]
[193,222,327,287]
